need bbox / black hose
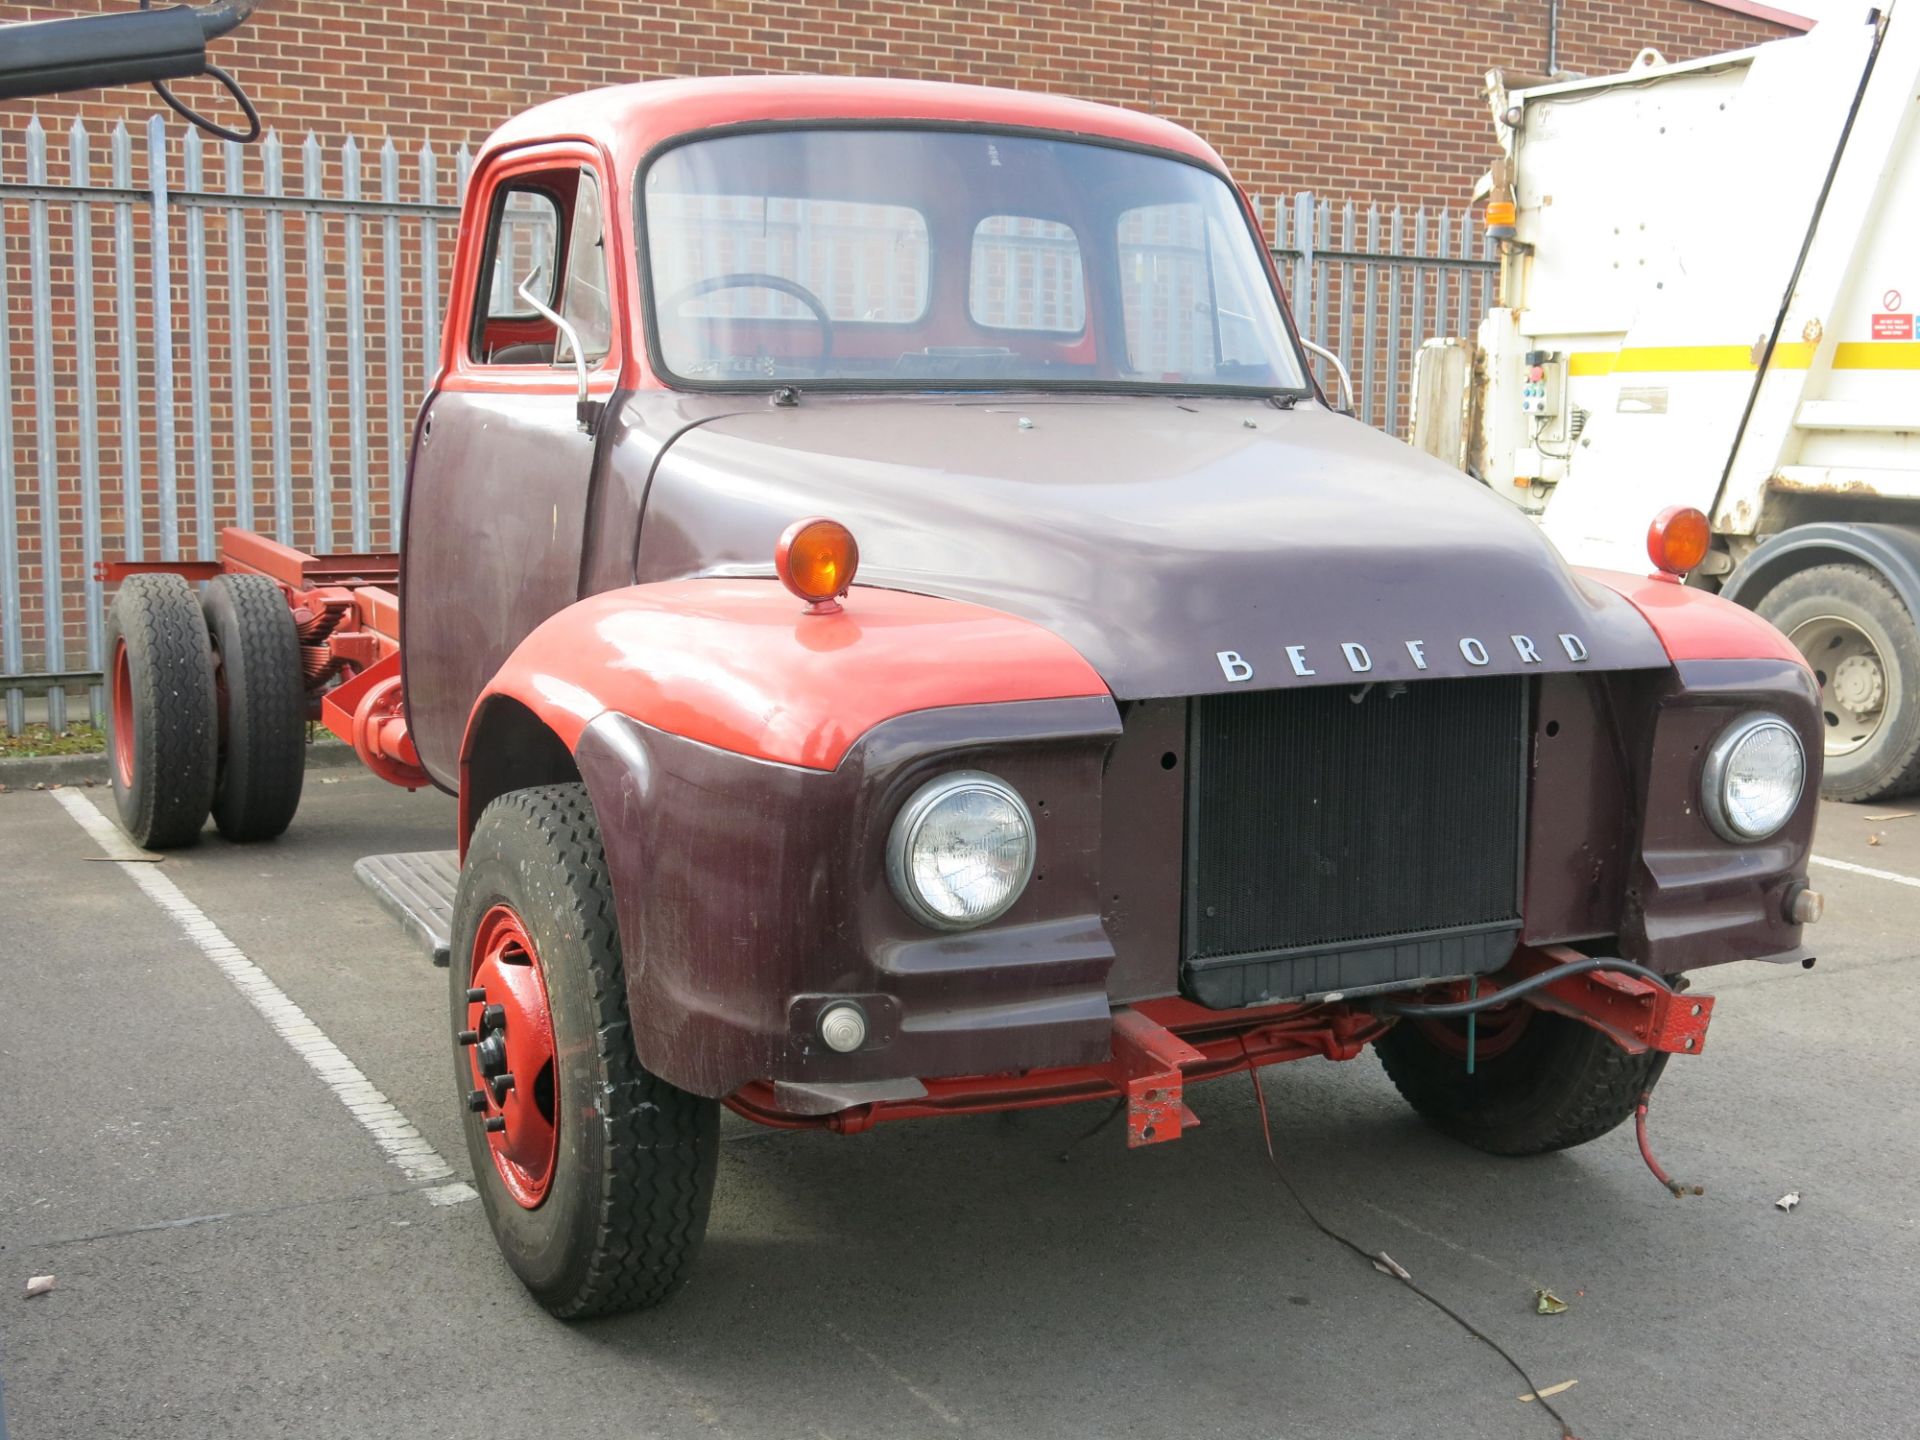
[1374,956,1673,1021]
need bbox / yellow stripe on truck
[1567,341,1920,375]
[1833,342,1920,369]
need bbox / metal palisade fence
[0,116,1494,734]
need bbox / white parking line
[1811,854,1920,890]
[53,789,476,1208]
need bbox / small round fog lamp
[1647,505,1712,578]
[776,517,859,613]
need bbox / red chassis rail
[100,527,430,789]
[724,945,1715,1146]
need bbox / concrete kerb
[0,739,364,791]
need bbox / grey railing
[0,116,1493,733]
[0,117,467,732]
[1261,191,1498,432]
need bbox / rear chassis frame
[102,526,429,790]
[104,528,1717,1145]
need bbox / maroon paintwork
[398,77,1822,1104]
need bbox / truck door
[401,147,623,789]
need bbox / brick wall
[4,1,1794,207]
[1,2,1794,697]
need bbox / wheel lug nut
[465,986,486,1003]
[481,1004,507,1032]
[465,1089,487,1113]
[456,1028,479,1046]
[483,1115,506,1134]
[490,1072,516,1099]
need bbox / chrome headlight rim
[1701,711,1806,843]
[885,770,1036,932]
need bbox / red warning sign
[1872,313,1913,340]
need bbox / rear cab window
[969,215,1086,334]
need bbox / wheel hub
[1789,614,1890,758]
[109,639,135,790]
[462,905,559,1208]
[1831,653,1884,716]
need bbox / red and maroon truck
[99,77,1826,1319]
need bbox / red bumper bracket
[1516,946,1715,1056]
[1106,1008,1207,1147]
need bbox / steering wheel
[661,272,834,363]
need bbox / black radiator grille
[1184,676,1527,1000]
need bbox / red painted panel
[1580,568,1808,667]
[472,579,1110,770]
[484,77,1228,178]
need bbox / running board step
[353,850,459,967]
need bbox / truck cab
[103,76,1826,1321]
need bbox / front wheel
[1375,1007,1658,1156]
[452,783,719,1319]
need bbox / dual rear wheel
[104,573,306,847]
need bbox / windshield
[642,128,1307,393]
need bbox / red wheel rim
[110,638,135,790]
[465,904,560,1208]
[1417,1004,1532,1063]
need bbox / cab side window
[469,165,614,366]
[473,187,560,361]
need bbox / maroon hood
[631,394,1669,699]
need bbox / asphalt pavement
[2,769,1917,1440]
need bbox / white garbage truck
[1416,2,1920,799]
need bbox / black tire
[1375,1009,1658,1156]
[104,574,218,849]
[202,574,307,842]
[452,783,719,1319]
[1754,563,1920,802]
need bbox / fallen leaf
[1534,1288,1568,1315]
[1520,1379,1579,1403]
[1864,812,1915,822]
[1868,834,1883,846]
[1777,1191,1801,1211]
[25,1275,54,1298]
[321,777,341,785]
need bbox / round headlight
[1702,713,1805,842]
[886,771,1035,930]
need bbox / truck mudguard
[463,578,1109,772]
[1580,567,1812,665]
[459,579,1121,1097]
[1718,522,1920,621]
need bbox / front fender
[462,579,1121,1098]
[467,577,1110,769]
[1579,567,1808,666]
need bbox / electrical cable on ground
[1057,1097,1126,1162]
[1631,1053,1701,1198]
[1247,1061,1581,1440]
